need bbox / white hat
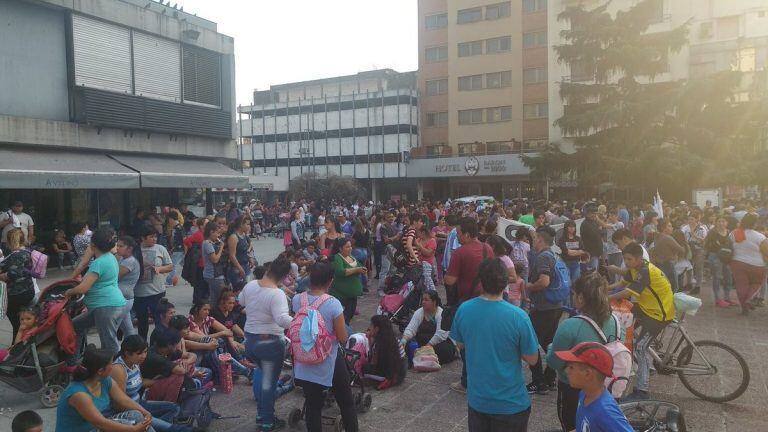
[680,201,687,205]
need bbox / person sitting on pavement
[210,288,246,341]
[52,229,77,269]
[187,302,255,379]
[555,342,634,432]
[362,315,407,390]
[546,273,624,432]
[400,290,456,365]
[56,347,155,432]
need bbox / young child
[11,410,43,432]
[508,262,527,308]
[253,221,263,240]
[0,308,39,362]
[555,342,633,432]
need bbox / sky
[177,0,419,106]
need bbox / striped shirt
[114,356,143,401]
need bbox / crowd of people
[0,194,767,432]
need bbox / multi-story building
[0,0,244,233]
[413,0,547,200]
[238,69,419,201]
[548,0,768,149]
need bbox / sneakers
[715,299,730,308]
[726,299,739,307]
[526,382,551,395]
[620,389,650,403]
[258,418,286,431]
[449,381,467,394]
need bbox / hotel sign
[406,154,530,178]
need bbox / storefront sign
[406,154,530,178]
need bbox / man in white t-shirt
[0,201,34,248]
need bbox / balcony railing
[410,147,541,160]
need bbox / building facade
[414,0,546,200]
[238,69,419,202]
[0,0,244,234]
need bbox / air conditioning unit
[699,22,714,39]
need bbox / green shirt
[85,253,127,310]
[329,254,363,300]
[545,315,623,385]
[518,214,535,226]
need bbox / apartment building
[414,0,547,200]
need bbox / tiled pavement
[1,237,766,431]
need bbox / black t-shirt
[580,219,604,257]
[558,235,583,262]
[141,349,176,379]
[211,305,243,331]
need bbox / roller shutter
[183,45,221,107]
[72,14,132,93]
[133,32,181,102]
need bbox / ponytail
[72,346,113,382]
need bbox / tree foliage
[524,0,767,198]
[289,173,367,203]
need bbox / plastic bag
[673,292,702,316]
[217,353,233,394]
[413,345,440,372]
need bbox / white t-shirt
[0,211,34,244]
[239,279,292,335]
[731,229,767,267]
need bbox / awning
[0,148,140,189]
[110,154,248,189]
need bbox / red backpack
[289,293,336,365]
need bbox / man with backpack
[526,225,570,395]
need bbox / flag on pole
[653,191,664,219]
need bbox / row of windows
[523,67,548,84]
[425,45,449,63]
[458,36,512,57]
[249,124,418,143]
[523,31,547,49]
[244,95,417,119]
[424,139,548,156]
[458,106,513,125]
[425,111,448,127]
[459,71,512,91]
[523,0,547,14]
[425,78,449,96]
[249,153,404,168]
[457,2,511,24]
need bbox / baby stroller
[619,400,687,432]
[0,279,85,407]
[287,348,373,431]
[377,275,425,334]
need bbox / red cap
[555,342,613,377]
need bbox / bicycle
[644,302,750,403]
[619,400,687,432]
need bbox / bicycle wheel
[676,340,750,403]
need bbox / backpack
[575,314,632,398]
[178,378,215,429]
[289,293,336,365]
[181,242,201,283]
[539,250,571,304]
[29,250,48,279]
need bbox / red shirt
[183,230,204,268]
[446,239,493,304]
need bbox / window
[486,2,511,20]
[524,103,548,119]
[426,111,448,127]
[458,109,484,125]
[425,78,448,95]
[486,71,512,88]
[486,36,512,54]
[523,0,547,13]
[486,106,512,122]
[523,31,547,48]
[717,16,739,39]
[523,67,547,84]
[425,13,448,29]
[457,7,483,24]
[487,141,512,153]
[425,45,448,62]
[458,75,484,91]
[182,45,222,107]
[458,40,484,57]
[458,143,482,156]
[524,139,548,151]
[426,144,447,156]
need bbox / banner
[496,217,585,255]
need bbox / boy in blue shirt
[555,342,633,432]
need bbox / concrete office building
[0,0,245,233]
[238,69,419,202]
[413,0,549,200]
[548,0,768,150]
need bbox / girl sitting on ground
[363,315,407,390]
[400,291,456,365]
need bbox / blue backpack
[540,250,571,304]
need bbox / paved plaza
[1,237,766,431]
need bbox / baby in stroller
[0,307,39,362]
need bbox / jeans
[607,252,624,283]
[252,367,294,402]
[565,260,581,284]
[529,308,562,386]
[373,240,384,276]
[139,399,181,432]
[586,256,600,273]
[191,267,208,305]
[707,253,733,301]
[245,333,284,425]
[378,254,392,293]
[118,298,138,337]
[205,277,227,307]
[134,293,164,341]
[196,336,252,382]
[297,349,359,432]
[634,310,668,392]
[92,410,156,432]
[72,305,124,359]
[468,406,530,432]
[352,247,369,289]
[166,251,185,285]
[691,247,705,287]
[422,261,436,291]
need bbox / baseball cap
[555,341,613,377]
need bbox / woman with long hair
[56,347,154,432]
[0,228,34,344]
[202,221,227,309]
[705,216,736,307]
[329,238,365,324]
[486,234,519,301]
[558,220,586,283]
[115,236,142,337]
[400,291,456,365]
[351,218,371,292]
[318,218,343,253]
[226,216,254,290]
[363,315,406,390]
[546,273,622,432]
[729,213,768,315]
